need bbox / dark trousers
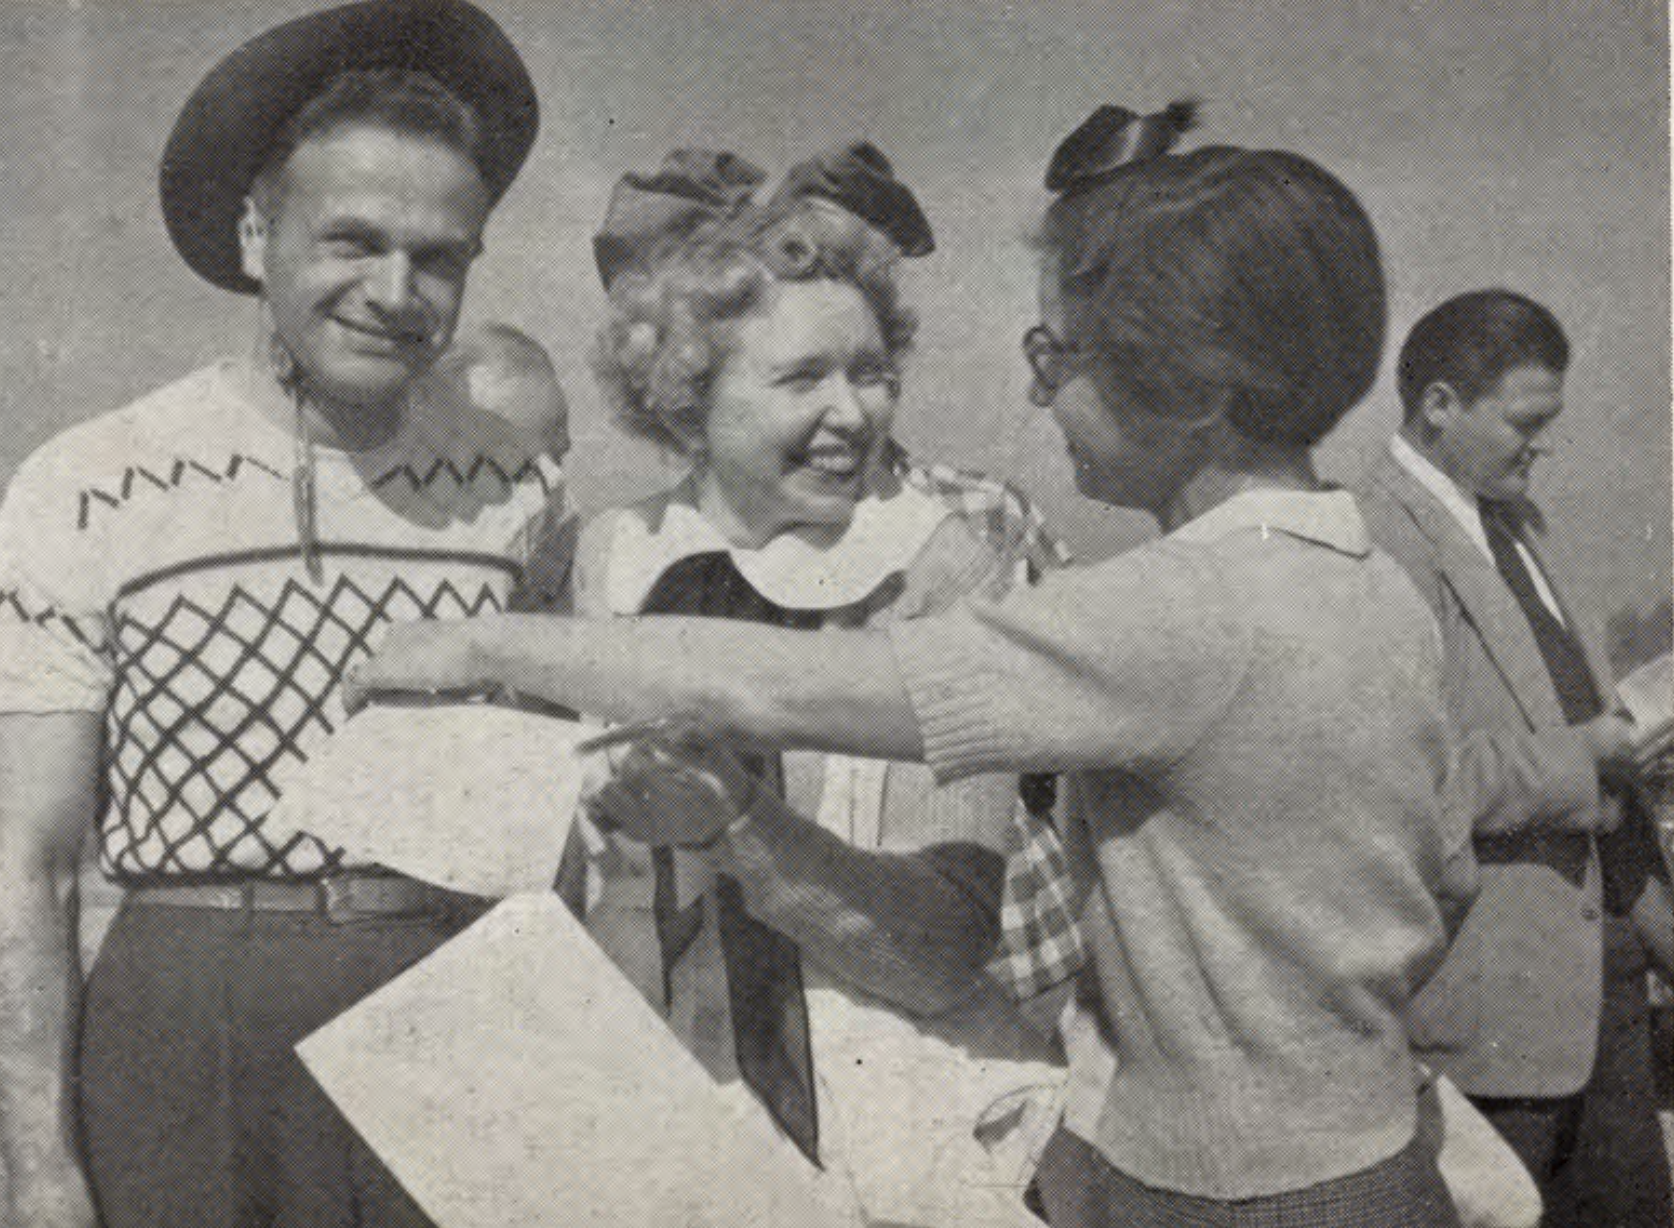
[1033,1127,1459,1228]
[1471,916,1672,1228]
[78,898,480,1228]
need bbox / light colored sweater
[889,488,1463,1198]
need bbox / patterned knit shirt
[0,360,563,882]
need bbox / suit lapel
[1370,457,1563,729]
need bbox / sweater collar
[1167,486,1370,557]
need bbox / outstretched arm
[355,543,1244,781]
[0,711,102,1228]
[353,613,926,761]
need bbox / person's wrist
[709,768,765,848]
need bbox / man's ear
[1419,381,1461,434]
[238,198,268,284]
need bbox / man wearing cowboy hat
[0,3,558,1224]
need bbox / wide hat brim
[160,0,537,294]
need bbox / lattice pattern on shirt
[100,572,505,880]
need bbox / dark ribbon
[1045,99,1199,193]
[636,551,822,1167]
[772,142,935,256]
[593,149,767,290]
[593,142,935,292]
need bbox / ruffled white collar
[605,479,953,615]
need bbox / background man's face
[1431,363,1564,502]
[255,122,489,412]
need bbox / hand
[5,1141,97,1228]
[584,724,758,849]
[1583,712,1635,767]
[1582,712,1638,793]
[342,619,482,715]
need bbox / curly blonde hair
[594,199,917,454]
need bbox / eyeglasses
[1023,323,1081,406]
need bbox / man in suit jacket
[1360,289,1672,1227]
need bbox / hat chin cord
[264,327,325,584]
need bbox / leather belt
[124,873,483,921]
[1474,829,1590,886]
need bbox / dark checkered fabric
[887,446,1089,1004]
[1033,1128,1460,1228]
[890,444,1072,584]
[989,774,1087,1000]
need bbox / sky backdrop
[1,0,1667,622]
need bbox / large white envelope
[298,891,856,1228]
[265,702,588,898]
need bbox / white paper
[265,702,587,898]
[297,892,856,1228]
[1616,652,1673,764]
[1432,1071,1542,1228]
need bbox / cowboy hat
[160,0,538,294]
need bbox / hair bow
[593,149,767,289]
[1045,99,1199,194]
[771,142,935,257]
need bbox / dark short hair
[252,67,485,210]
[1396,290,1569,422]
[1041,146,1385,447]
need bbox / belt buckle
[321,875,371,922]
[321,874,432,922]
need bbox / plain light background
[1,0,1667,624]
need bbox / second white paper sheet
[298,890,857,1228]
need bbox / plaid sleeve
[887,445,1087,1000]
[890,445,1072,587]
[988,773,1087,1001]
[0,444,114,713]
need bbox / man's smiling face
[250,121,489,413]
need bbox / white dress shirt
[1388,434,1567,626]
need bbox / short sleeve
[0,444,114,713]
[888,540,1251,781]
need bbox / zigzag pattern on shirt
[77,454,287,530]
[0,587,107,651]
[371,454,554,496]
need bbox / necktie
[1478,502,1654,897]
[637,551,822,1166]
[1480,501,1602,725]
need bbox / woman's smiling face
[695,278,899,547]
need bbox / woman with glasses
[358,105,1470,1227]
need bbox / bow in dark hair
[1045,99,1199,193]
[594,142,936,290]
